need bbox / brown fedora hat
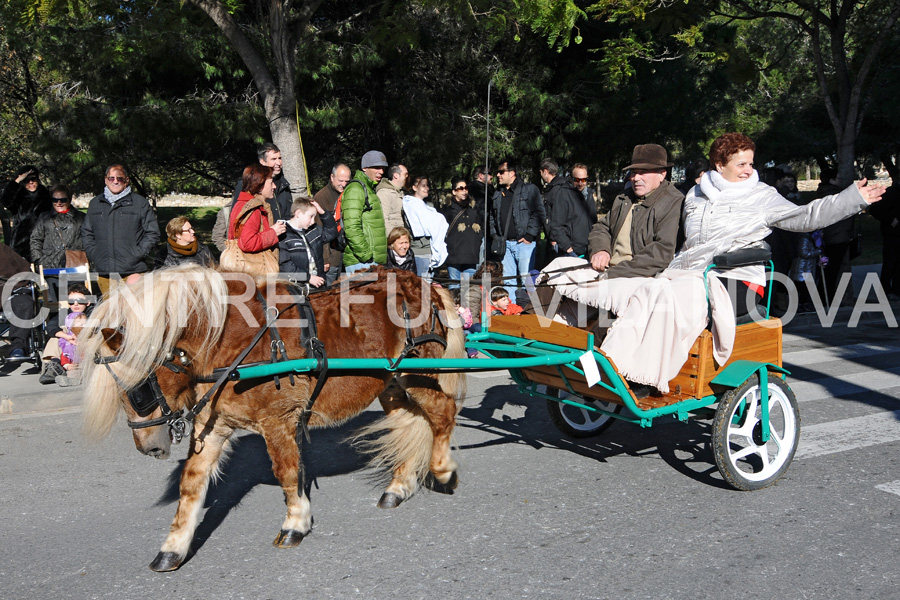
[624,144,673,171]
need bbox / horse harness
[96,278,447,444]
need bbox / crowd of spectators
[2,140,898,382]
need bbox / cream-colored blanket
[543,257,735,393]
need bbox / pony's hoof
[377,492,404,508]
[149,552,183,572]
[426,471,458,495]
[273,529,305,548]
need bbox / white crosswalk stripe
[794,410,900,459]
[782,342,900,367]
[787,367,900,401]
[875,480,900,497]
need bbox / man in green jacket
[343,150,389,273]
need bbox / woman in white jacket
[402,175,449,277]
[545,133,883,396]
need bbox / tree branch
[186,0,277,99]
[299,2,384,44]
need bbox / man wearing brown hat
[535,144,683,331]
[586,143,683,279]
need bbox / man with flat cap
[343,150,389,274]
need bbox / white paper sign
[579,351,602,387]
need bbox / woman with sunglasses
[441,176,483,288]
[30,184,86,303]
[30,184,85,270]
[1,165,53,258]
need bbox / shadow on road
[459,384,732,490]
[154,411,383,562]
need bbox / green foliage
[3,0,897,198]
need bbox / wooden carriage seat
[489,313,783,409]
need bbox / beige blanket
[543,258,735,392]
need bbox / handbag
[65,249,89,268]
[220,206,279,277]
[489,198,515,260]
[53,220,89,268]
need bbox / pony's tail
[433,286,467,409]
[350,405,433,486]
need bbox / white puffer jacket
[669,170,867,284]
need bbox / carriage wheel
[712,375,800,491]
[541,386,621,438]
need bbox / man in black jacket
[230,142,293,222]
[81,164,160,292]
[539,158,592,258]
[491,159,545,299]
[469,165,495,262]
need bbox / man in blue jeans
[491,159,545,299]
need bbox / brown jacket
[587,180,683,279]
[313,182,342,268]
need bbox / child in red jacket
[490,287,523,316]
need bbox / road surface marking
[788,367,900,402]
[783,342,900,367]
[794,410,900,460]
[875,480,900,498]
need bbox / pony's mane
[82,265,229,438]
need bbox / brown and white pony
[80,265,466,572]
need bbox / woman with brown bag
[222,164,286,277]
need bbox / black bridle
[95,290,312,444]
[96,275,447,444]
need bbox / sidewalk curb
[0,387,83,417]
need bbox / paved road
[1,310,898,599]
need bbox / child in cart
[490,287,523,316]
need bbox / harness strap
[255,289,292,389]
[123,301,288,436]
[387,300,447,370]
[291,289,327,443]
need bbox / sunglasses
[68,299,89,305]
[572,177,587,183]
[106,176,127,183]
[52,197,70,203]
[496,169,508,175]
[454,186,468,191]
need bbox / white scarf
[698,169,759,201]
[104,185,132,204]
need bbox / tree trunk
[835,131,857,187]
[267,96,308,197]
[187,0,310,197]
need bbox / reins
[97,295,295,442]
[96,272,446,445]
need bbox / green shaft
[231,351,585,380]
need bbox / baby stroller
[1,278,49,370]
